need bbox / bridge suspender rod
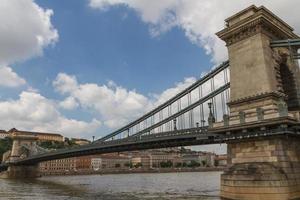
[98,61,229,142]
[128,83,230,138]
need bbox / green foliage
[159,160,173,168]
[201,160,207,167]
[39,138,79,150]
[214,159,219,166]
[39,141,65,149]
[64,138,78,147]
[0,137,13,162]
[175,162,182,168]
[187,160,201,168]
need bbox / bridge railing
[98,61,230,142]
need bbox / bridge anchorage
[0,129,48,178]
[1,4,300,200]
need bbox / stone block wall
[0,164,40,179]
[221,137,300,200]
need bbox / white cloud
[0,0,58,88]
[0,0,58,65]
[0,91,101,138]
[53,73,78,94]
[53,71,226,130]
[59,96,79,110]
[89,0,300,63]
[53,73,152,129]
[0,66,26,87]
[151,77,196,106]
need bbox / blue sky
[18,0,210,97]
[0,0,298,154]
[0,0,213,139]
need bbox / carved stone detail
[223,114,230,127]
[256,107,264,121]
[239,111,246,124]
[278,98,288,117]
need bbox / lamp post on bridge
[208,102,215,127]
[201,120,206,127]
[173,119,177,130]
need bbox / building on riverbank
[215,154,227,167]
[182,152,216,167]
[148,149,182,168]
[39,148,226,175]
[131,155,151,168]
[75,156,92,172]
[39,157,76,175]
[100,154,131,169]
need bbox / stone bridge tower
[1,129,40,178]
[216,5,300,200]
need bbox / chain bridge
[1,5,300,200]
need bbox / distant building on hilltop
[0,130,9,139]
[8,128,64,142]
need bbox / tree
[214,159,219,167]
[160,160,173,168]
[39,141,66,149]
[187,160,200,168]
[175,162,182,168]
[166,160,173,168]
[0,137,13,162]
[201,160,207,167]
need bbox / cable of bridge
[270,39,300,48]
[122,83,230,138]
[98,61,230,142]
[270,39,300,59]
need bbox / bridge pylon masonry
[0,130,40,178]
[215,5,300,200]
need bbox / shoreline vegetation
[40,167,225,177]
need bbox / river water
[0,172,221,200]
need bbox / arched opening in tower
[279,63,300,110]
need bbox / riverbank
[40,167,225,176]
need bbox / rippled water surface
[0,172,221,200]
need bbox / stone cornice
[227,91,287,107]
[216,5,299,46]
